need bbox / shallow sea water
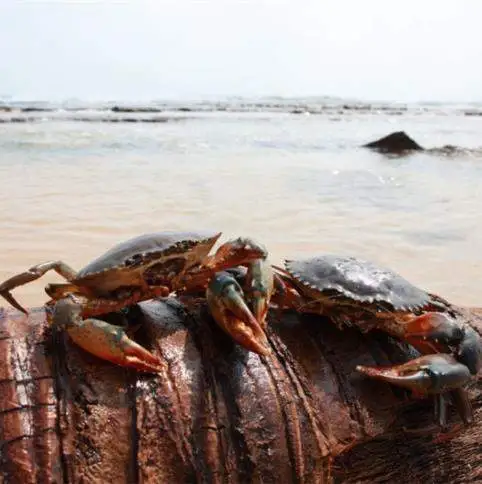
[1,99,482,307]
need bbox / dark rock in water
[363,131,424,153]
[111,106,163,113]
[72,116,174,123]
[0,117,36,123]
[0,106,12,112]
[21,107,54,112]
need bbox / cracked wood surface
[0,302,481,483]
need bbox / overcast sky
[1,1,481,102]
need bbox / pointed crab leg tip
[126,360,164,374]
[1,291,29,315]
[257,346,271,357]
[356,364,378,375]
[249,330,271,355]
[242,338,271,357]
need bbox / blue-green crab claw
[245,259,274,329]
[206,272,270,356]
[356,354,471,394]
[357,354,473,426]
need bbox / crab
[0,231,271,372]
[270,254,482,429]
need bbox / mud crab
[0,231,271,372]
[271,254,482,428]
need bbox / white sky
[1,1,481,102]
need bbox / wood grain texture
[0,303,480,483]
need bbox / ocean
[1,97,482,307]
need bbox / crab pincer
[226,256,276,329]
[356,354,473,426]
[402,312,482,376]
[54,296,165,373]
[244,258,275,329]
[206,272,270,356]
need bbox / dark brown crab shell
[285,254,437,312]
[72,231,221,294]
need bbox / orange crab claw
[178,237,269,294]
[403,313,482,376]
[209,237,268,273]
[53,297,165,373]
[206,272,270,356]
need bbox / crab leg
[45,282,91,300]
[75,285,171,317]
[53,297,164,373]
[0,261,78,314]
[206,272,270,356]
[270,268,307,311]
[356,354,473,426]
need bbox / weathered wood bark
[0,301,481,483]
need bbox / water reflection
[1,113,481,308]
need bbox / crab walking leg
[0,261,78,313]
[53,297,164,373]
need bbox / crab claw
[404,313,482,376]
[356,354,471,394]
[54,297,165,373]
[457,325,482,376]
[357,354,473,427]
[245,259,274,328]
[210,237,268,272]
[206,272,270,356]
[404,313,464,348]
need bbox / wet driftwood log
[0,300,481,483]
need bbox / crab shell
[70,231,222,296]
[284,254,441,312]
